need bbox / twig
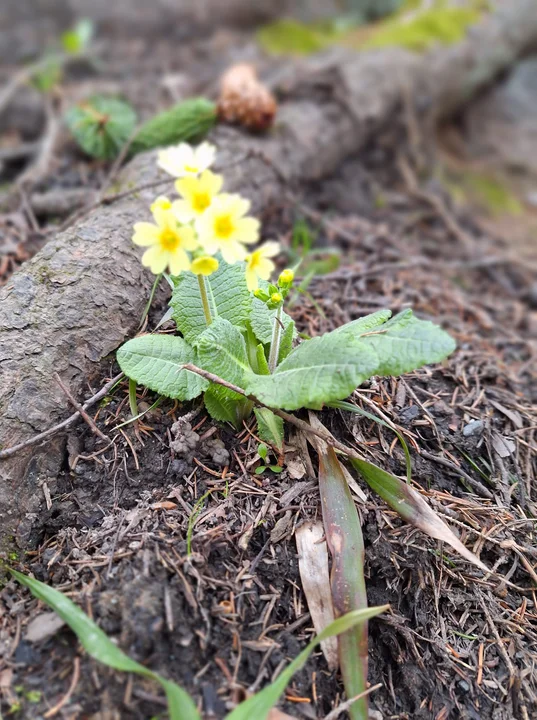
[478,592,517,690]
[57,178,172,233]
[0,141,41,163]
[0,373,123,460]
[181,364,364,461]
[420,450,493,499]
[43,656,81,718]
[0,49,97,118]
[17,97,60,189]
[323,683,383,720]
[397,154,473,250]
[54,373,109,442]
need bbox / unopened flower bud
[278,268,294,288]
[254,288,270,302]
[270,292,283,304]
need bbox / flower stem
[197,274,212,326]
[268,305,283,373]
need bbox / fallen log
[1,0,536,550]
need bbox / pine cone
[217,64,276,132]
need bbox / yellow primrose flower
[157,141,216,178]
[191,256,219,276]
[172,170,223,223]
[150,195,172,213]
[245,241,280,292]
[195,193,260,264]
[132,206,198,276]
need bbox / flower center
[184,165,198,174]
[193,192,211,213]
[159,229,180,251]
[214,214,234,239]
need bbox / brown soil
[1,21,536,720]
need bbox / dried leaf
[295,522,337,669]
[25,611,65,643]
[491,433,516,458]
[350,458,489,572]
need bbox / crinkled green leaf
[197,317,250,387]
[255,343,270,375]
[10,570,201,720]
[356,309,456,376]
[245,332,379,411]
[171,262,251,344]
[251,296,294,346]
[65,96,137,159]
[204,383,252,428]
[254,407,284,451]
[278,317,296,363]
[129,98,217,156]
[117,334,207,400]
[332,309,392,337]
[246,309,455,410]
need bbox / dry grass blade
[350,458,489,572]
[318,446,370,720]
[295,522,337,669]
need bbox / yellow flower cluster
[132,141,280,289]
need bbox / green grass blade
[318,446,369,720]
[349,459,488,572]
[226,606,388,720]
[328,399,412,483]
[10,570,201,720]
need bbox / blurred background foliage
[258,0,487,55]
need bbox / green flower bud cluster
[253,269,294,309]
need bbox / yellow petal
[235,217,260,244]
[259,240,280,258]
[171,199,195,224]
[168,249,191,276]
[200,169,223,196]
[133,222,160,246]
[256,257,275,280]
[178,225,199,252]
[221,241,247,265]
[175,175,198,201]
[245,267,259,292]
[150,196,172,213]
[141,246,169,274]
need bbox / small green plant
[30,18,94,93]
[255,443,283,475]
[65,96,138,159]
[65,96,217,160]
[114,141,487,718]
[9,568,387,720]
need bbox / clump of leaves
[257,19,340,55]
[258,1,485,56]
[255,443,283,475]
[9,568,387,720]
[361,1,483,52]
[65,96,218,160]
[65,96,137,160]
[442,166,523,216]
[30,18,94,93]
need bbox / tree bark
[1,0,537,550]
